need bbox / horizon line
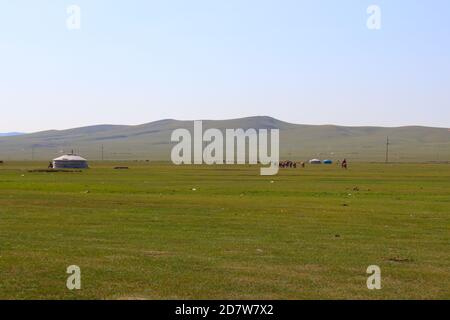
[3,115,450,135]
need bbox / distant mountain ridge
[0,116,449,162]
[0,132,25,137]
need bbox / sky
[1,0,450,132]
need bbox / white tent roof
[53,154,87,161]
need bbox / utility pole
[31,147,34,161]
[101,144,104,161]
[385,136,390,163]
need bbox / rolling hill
[0,116,449,162]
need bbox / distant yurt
[53,154,88,169]
[309,159,322,164]
[323,159,333,164]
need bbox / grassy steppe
[0,162,449,299]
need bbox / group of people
[278,160,297,168]
[279,160,297,168]
[279,160,307,168]
[278,159,348,169]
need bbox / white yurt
[309,159,322,164]
[53,154,89,169]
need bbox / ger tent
[53,154,88,169]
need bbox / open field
[0,161,449,299]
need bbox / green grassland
[0,161,449,299]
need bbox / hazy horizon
[2,115,450,135]
[2,0,450,132]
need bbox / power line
[385,137,389,163]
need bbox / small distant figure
[48,161,53,169]
[342,159,348,169]
[301,162,305,168]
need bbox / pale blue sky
[1,0,449,132]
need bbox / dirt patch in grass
[386,256,413,263]
[27,169,83,173]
